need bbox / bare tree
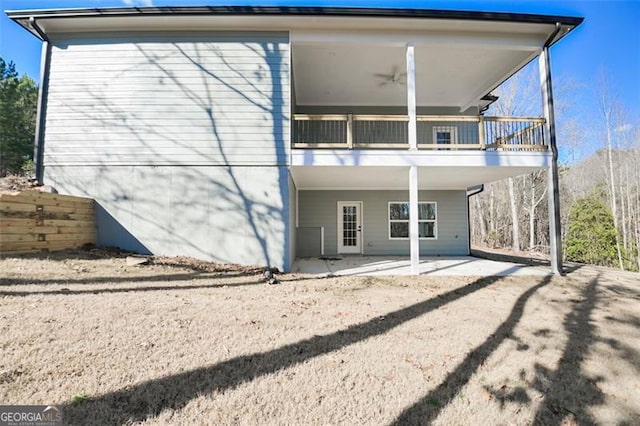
[476,63,548,253]
[598,72,624,270]
[636,142,640,270]
[473,195,487,245]
[507,177,520,252]
[527,171,547,250]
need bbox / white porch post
[407,43,418,152]
[407,43,419,274]
[409,166,419,274]
[539,45,563,276]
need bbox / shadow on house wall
[45,33,290,269]
[94,202,150,255]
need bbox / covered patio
[292,255,549,277]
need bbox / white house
[7,6,582,274]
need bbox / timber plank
[0,218,39,227]
[58,226,96,234]
[0,202,43,213]
[43,219,95,227]
[0,225,95,234]
[0,201,93,215]
[67,213,96,221]
[1,234,40,243]
[0,193,93,209]
[1,218,96,227]
[1,232,95,244]
[0,226,59,234]
[1,240,93,252]
[0,190,93,206]
[0,211,95,220]
[0,249,50,255]
[45,233,96,242]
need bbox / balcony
[292,115,547,152]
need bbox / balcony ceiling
[291,165,546,190]
[292,40,539,110]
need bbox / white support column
[347,113,354,149]
[406,43,417,151]
[409,166,420,274]
[407,43,419,275]
[539,46,563,276]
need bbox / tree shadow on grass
[390,275,552,425]
[0,271,329,297]
[471,248,583,273]
[62,275,505,425]
[0,270,256,287]
[532,275,606,425]
[0,276,265,297]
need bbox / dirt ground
[0,249,638,425]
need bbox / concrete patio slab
[292,256,549,276]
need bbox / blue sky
[1,0,639,162]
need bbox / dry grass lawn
[0,250,639,425]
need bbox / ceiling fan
[374,67,407,86]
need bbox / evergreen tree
[565,195,618,266]
[0,57,38,176]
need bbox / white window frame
[432,126,458,145]
[388,201,438,240]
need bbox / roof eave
[6,6,584,42]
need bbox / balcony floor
[291,149,550,189]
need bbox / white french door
[337,201,362,254]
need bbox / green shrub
[565,196,618,267]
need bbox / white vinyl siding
[298,190,467,256]
[44,33,289,166]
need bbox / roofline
[5,5,584,24]
[7,6,584,41]
[7,6,582,110]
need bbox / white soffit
[31,15,557,35]
[292,43,536,107]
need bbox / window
[432,126,458,145]
[388,202,437,239]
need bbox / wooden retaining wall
[0,190,97,254]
